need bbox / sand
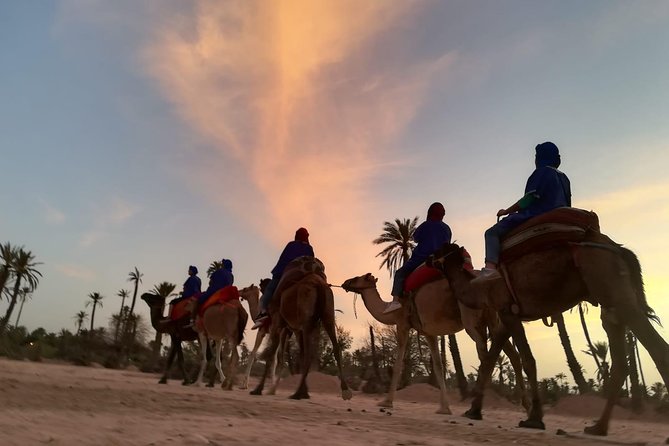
[0,358,667,446]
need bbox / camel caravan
[140,142,669,438]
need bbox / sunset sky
[2,1,668,385]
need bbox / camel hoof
[341,389,353,401]
[182,379,191,386]
[289,393,310,400]
[267,388,277,396]
[518,419,545,430]
[158,378,167,384]
[377,400,393,408]
[206,382,215,388]
[436,407,452,415]
[584,424,607,436]
[463,409,482,420]
[249,388,263,396]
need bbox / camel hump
[500,207,600,263]
[285,256,326,278]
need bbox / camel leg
[176,340,190,385]
[504,317,544,430]
[213,339,225,388]
[240,330,265,389]
[425,335,451,414]
[159,337,178,384]
[624,309,669,385]
[250,327,280,396]
[268,329,289,395]
[194,332,209,386]
[378,325,409,409]
[585,309,629,436]
[501,340,529,413]
[322,317,353,401]
[290,327,315,400]
[466,324,510,420]
[223,340,239,390]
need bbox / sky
[1,0,669,386]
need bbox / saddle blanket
[404,248,474,293]
[199,285,240,317]
[197,299,242,332]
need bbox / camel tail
[620,246,661,326]
[237,306,248,345]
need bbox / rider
[188,259,234,325]
[163,265,201,322]
[474,141,571,282]
[252,227,314,328]
[384,202,452,313]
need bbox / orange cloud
[143,0,456,338]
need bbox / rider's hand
[496,208,508,217]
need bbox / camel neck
[359,288,399,325]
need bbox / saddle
[199,285,240,317]
[274,256,327,299]
[500,207,600,263]
[170,296,197,321]
[404,248,474,294]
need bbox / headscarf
[188,265,198,275]
[426,202,446,221]
[295,227,310,242]
[535,141,561,168]
[222,259,233,271]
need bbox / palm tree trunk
[627,332,644,411]
[89,303,97,333]
[0,274,23,335]
[634,338,647,395]
[555,313,589,394]
[152,330,163,362]
[14,296,26,327]
[114,297,126,343]
[448,334,468,399]
[370,326,381,381]
[578,304,603,386]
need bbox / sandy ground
[0,358,667,446]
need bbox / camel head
[140,292,165,308]
[427,243,466,273]
[341,273,378,294]
[259,277,271,293]
[239,284,260,303]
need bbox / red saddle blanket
[404,248,473,293]
[199,285,240,317]
[170,296,197,321]
[500,207,600,263]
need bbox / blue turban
[222,259,233,271]
[189,265,198,275]
[535,141,561,168]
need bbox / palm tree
[74,311,88,334]
[207,260,223,278]
[0,242,15,294]
[583,341,610,390]
[554,313,588,394]
[0,247,42,334]
[86,292,104,333]
[13,286,31,327]
[114,289,130,342]
[150,281,177,360]
[373,217,418,277]
[127,267,143,316]
[649,382,666,400]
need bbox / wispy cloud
[143,0,453,251]
[55,263,96,281]
[79,196,140,247]
[39,198,66,224]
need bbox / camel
[250,272,352,401]
[341,273,527,414]
[430,240,669,436]
[238,281,285,392]
[140,292,199,385]
[187,287,249,389]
